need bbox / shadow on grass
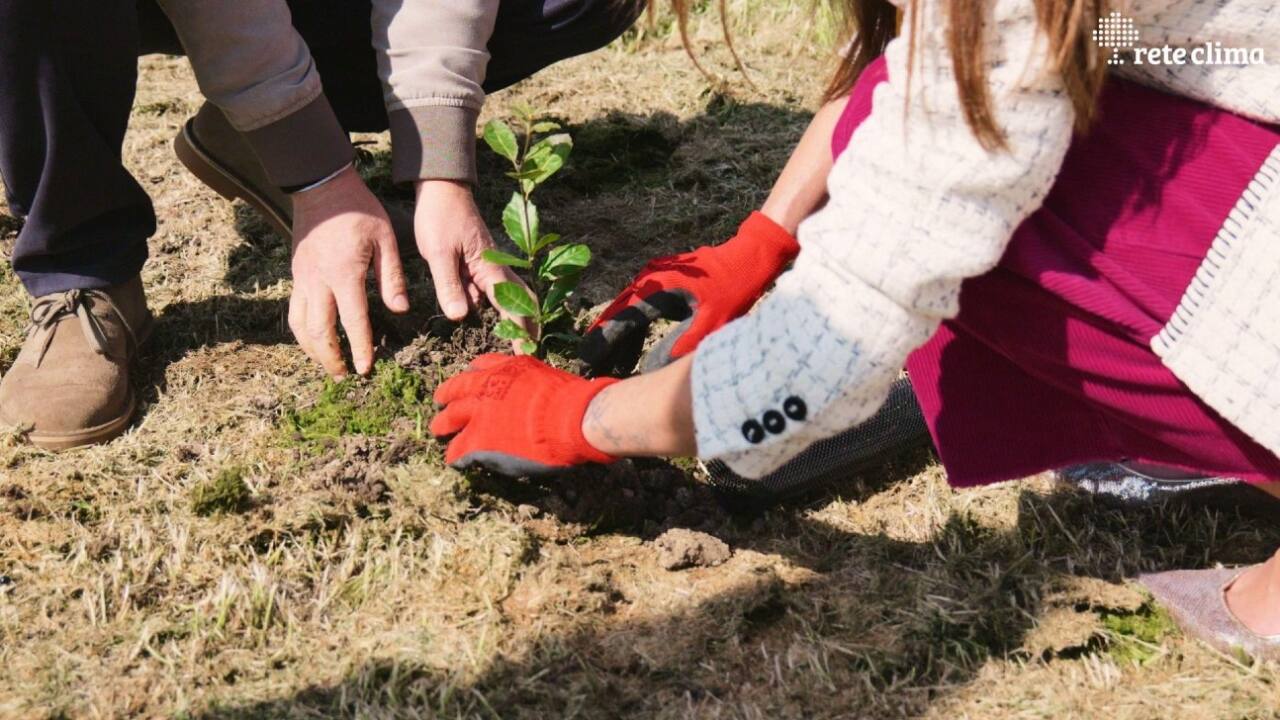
[190,482,1280,719]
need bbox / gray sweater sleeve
[372,0,501,184]
[155,0,353,188]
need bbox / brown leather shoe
[174,102,414,244]
[0,276,153,450]
[174,102,294,239]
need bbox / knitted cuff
[388,106,479,185]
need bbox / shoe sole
[174,119,293,241]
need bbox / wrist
[715,212,800,275]
[292,163,364,210]
[284,160,355,195]
[415,178,474,202]
[581,358,696,458]
[573,378,623,463]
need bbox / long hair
[653,0,1109,151]
[656,0,755,87]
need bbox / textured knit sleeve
[691,0,1076,478]
[372,0,501,184]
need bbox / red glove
[429,354,620,476]
[581,212,798,374]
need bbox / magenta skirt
[832,57,1280,487]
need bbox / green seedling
[481,105,590,355]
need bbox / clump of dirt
[653,528,732,570]
[304,436,404,510]
[190,467,253,516]
[391,310,512,373]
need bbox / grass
[1,2,1279,718]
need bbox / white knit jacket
[692,0,1280,478]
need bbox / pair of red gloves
[430,213,799,475]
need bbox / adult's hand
[289,164,409,379]
[414,180,526,320]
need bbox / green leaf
[494,318,530,341]
[529,133,573,154]
[541,276,577,315]
[482,249,531,269]
[541,307,568,326]
[531,120,562,133]
[506,168,544,182]
[540,243,591,280]
[512,102,536,124]
[520,340,538,355]
[494,282,538,318]
[501,193,539,255]
[482,120,519,163]
[524,135,573,185]
[533,233,561,253]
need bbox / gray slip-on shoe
[1056,462,1280,518]
[1140,567,1280,662]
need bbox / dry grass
[2,3,1280,718]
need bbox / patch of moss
[284,360,424,445]
[1101,601,1178,665]
[135,99,187,116]
[191,468,253,517]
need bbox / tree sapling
[481,106,590,355]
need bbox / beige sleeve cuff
[388,105,479,185]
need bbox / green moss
[191,468,253,517]
[284,360,424,445]
[1101,602,1178,665]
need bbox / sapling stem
[481,107,591,357]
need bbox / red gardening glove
[581,212,798,375]
[429,354,620,476]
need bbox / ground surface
[2,3,1280,718]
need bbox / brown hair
[657,0,755,88]
[654,0,1109,152]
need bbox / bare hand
[289,165,409,379]
[414,180,525,320]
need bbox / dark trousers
[0,0,644,297]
